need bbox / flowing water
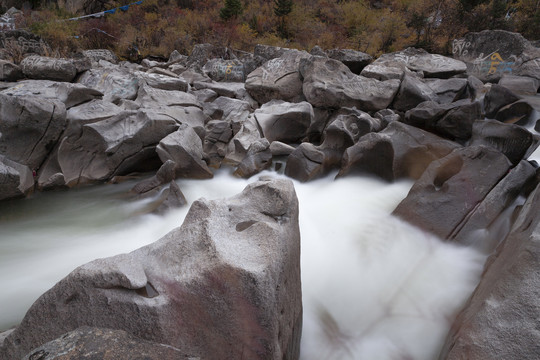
[0,169,487,359]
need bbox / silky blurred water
[0,169,486,360]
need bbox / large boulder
[338,121,461,181]
[393,146,512,239]
[82,49,119,65]
[203,120,234,168]
[452,30,540,82]
[391,74,438,112]
[233,138,272,178]
[483,84,521,118]
[245,50,310,104]
[203,59,247,82]
[0,59,22,81]
[301,56,400,111]
[135,84,201,109]
[254,100,314,143]
[0,155,34,201]
[326,48,372,74]
[224,117,263,165]
[136,71,188,92]
[1,80,103,109]
[78,67,140,104]
[22,327,191,360]
[156,125,213,179]
[0,179,302,360]
[20,55,78,82]
[439,180,540,360]
[424,77,468,104]
[284,143,324,182]
[0,94,66,170]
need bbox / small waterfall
[0,170,486,359]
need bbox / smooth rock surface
[254,100,314,143]
[0,155,34,201]
[20,55,77,82]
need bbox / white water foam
[0,170,486,359]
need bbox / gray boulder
[156,125,213,179]
[284,143,324,182]
[0,155,34,201]
[82,49,118,64]
[203,120,233,168]
[484,84,521,119]
[393,146,512,239]
[0,94,66,170]
[245,50,310,104]
[254,100,314,143]
[131,160,177,195]
[2,80,103,109]
[424,78,468,104]
[0,178,302,360]
[253,44,292,61]
[135,84,201,109]
[78,68,140,104]
[270,141,295,156]
[22,327,192,360]
[494,99,534,125]
[20,55,78,82]
[439,180,540,360]
[391,74,438,112]
[224,117,263,165]
[338,121,460,181]
[210,96,252,134]
[233,138,272,178]
[203,59,246,82]
[136,71,189,92]
[0,59,22,81]
[301,56,400,111]
[498,75,539,95]
[326,48,372,74]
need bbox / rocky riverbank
[0,29,540,359]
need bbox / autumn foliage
[13,0,540,60]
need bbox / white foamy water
[0,170,486,359]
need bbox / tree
[220,0,243,21]
[274,0,293,37]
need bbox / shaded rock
[494,100,534,125]
[22,327,192,360]
[309,46,326,56]
[168,49,185,64]
[374,108,401,125]
[192,80,246,99]
[58,110,179,186]
[254,100,314,143]
[484,84,521,118]
[135,84,201,109]
[301,56,400,111]
[233,138,272,178]
[326,48,372,74]
[393,146,512,239]
[64,99,123,136]
[391,74,438,112]
[465,75,488,101]
[284,143,324,182]
[192,88,218,103]
[306,108,331,144]
[0,155,34,201]
[498,75,539,95]
[439,180,540,360]
[210,96,251,133]
[245,50,310,104]
[253,44,291,61]
[131,160,177,195]
[360,62,406,81]
[2,80,103,109]
[20,55,77,82]
[0,59,22,81]
[137,72,188,92]
[203,59,246,82]
[338,121,460,181]
[78,68,140,104]
[404,99,482,141]
[0,178,302,360]
[156,125,213,179]
[0,94,66,170]
[151,106,207,138]
[224,117,262,165]
[452,30,540,82]
[203,120,233,168]
[82,49,118,65]
[270,141,295,156]
[425,77,468,104]
[187,43,235,67]
[448,160,536,253]
[469,119,538,165]
[153,180,188,214]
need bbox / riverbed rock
[245,49,310,104]
[391,74,438,112]
[404,99,482,141]
[254,100,314,143]
[301,56,400,111]
[82,49,118,65]
[233,138,272,178]
[0,94,66,170]
[0,155,34,201]
[224,117,262,165]
[469,119,538,165]
[326,48,372,74]
[203,120,233,168]
[498,74,539,95]
[135,84,201,109]
[136,71,189,92]
[439,179,540,360]
[338,121,460,181]
[484,84,521,119]
[393,146,512,239]
[425,78,468,104]
[284,143,324,182]
[0,59,22,81]
[20,55,78,82]
[210,96,252,134]
[0,178,302,360]
[203,59,246,82]
[78,68,140,104]
[22,327,192,360]
[156,124,213,179]
[1,80,103,109]
[131,160,177,195]
[270,141,295,156]
[494,99,534,125]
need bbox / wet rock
[465,75,488,101]
[393,146,512,239]
[469,119,539,165]
[78,68,140,104]
[224,117,262,166]
[131,160,177,195]
[22,327,192,360]
[440,180,540,360]
[0,155,34,201]
[0,179,302,360]
[484,84,521,119]
[0,94,66,170]
[391,74,438,112]
[404,99,482,141]
[233,138,272,178]
[494,100,534,125]
[0,59,22,81]
[254,100,314,143]
[326,48,372,74]
[20,55,77,82]
[338,121,460,181]
[153,180,188,214]
[246,50,310,104]
[284,143,325,182]
[301,56,400,111]
[2,80,103,109]
[156,124,213,179]
[270,141,295,156]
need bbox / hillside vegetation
[10,0,540,59]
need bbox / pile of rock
[1,29,540,359]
